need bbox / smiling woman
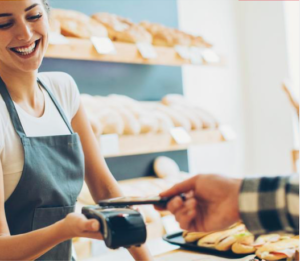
[0,1,152,261]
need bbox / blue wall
[41,0,189,179]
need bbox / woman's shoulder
[38,71,77,90]
[38,71,79,99]
[38,72,81,120]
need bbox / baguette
[51,9,107,39]
[214,224,246,251]
[183,231,212,243]
[256,238,299,261]
[231,232,256,254]
[92,13,152,43]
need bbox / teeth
[13,41,37,55]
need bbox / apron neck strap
[37,77,74,134]
[0,77,26,138]
[0,76,74,138]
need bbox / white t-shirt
[0,72,81,201]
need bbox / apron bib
[0,77,84,261]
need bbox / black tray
[163,232,254,259]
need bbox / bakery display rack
[45,37,224,67]
[102,128,226,158]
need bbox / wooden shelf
[45,37,224,67]
[102,129,226,158]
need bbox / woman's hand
[59,213,103,240]
[158,174,242,232]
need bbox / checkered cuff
[238,174,299,235]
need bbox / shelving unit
[42,0,226,181]
[45,37,224,67]
[103,129,225,158]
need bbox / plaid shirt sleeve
[238,174,299,235]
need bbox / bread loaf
[156,104,191,131]
[51,9,108,39]
[170,104,203,130]
[96,108,124,135]
[153,156,180,179]
[256,238,299,261]
[152,111,174,133]
[140,21,210,48]
[92,13,152,43]
[231,232,256,254]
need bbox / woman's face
[0,0,49,73]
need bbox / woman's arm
[0,161,102,260]
[72,103,153,261]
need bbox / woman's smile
[0,0,49,72]
[9,38,41,59]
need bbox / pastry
[156,104,191,131]
[140,21,211,48]
[113,106,141,135]
[253,234,281,248]
[198,223,245,249]
[183,231,212,243]
[140,21,174,47]
[214,224,246,251]
[96,108,124,135]
[138,112,159,134]
[256,238,299,261]
[153,156,180,179]
[231,232,256,254]
[51,9,108,39]
[170,104,203,130]
[92,13,152,43]
[152,111,174,133]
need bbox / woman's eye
[0,23,13,29]
[28,14,43,21]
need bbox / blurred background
[44,0,299,259]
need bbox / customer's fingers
[155,190,194,211]
[177,209,196,230]
[160,176,198,197]
[172,198,197,228]
[166,196,184,213]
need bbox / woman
[0,0,152,260]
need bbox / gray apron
[0,77,84,261]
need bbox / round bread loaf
[153,156,180,179]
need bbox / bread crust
[51,9,107,39]
[183,231,212,243]
[92,13,152,43]
[256,238,299,261]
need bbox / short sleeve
[38,72,81,121]
[65,74,81,120]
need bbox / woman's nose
[15,22,33,42]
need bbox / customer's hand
[158,174,242,232]
[60,213,103,240]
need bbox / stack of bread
[48,9,211,48]
[80,93,218,137]
[49,9,108,39]
[183,223,299,261]
[140,21,212,48]
[91,13,152,44]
